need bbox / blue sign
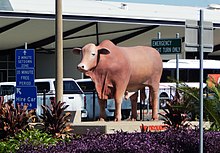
[16,49,35,68]
[16,69,35,86]
[15,86,37,110]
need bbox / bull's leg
[114,88,126,121]
[130,92,138,120]
[149,86,159,120]
[114,77,130,121]
[149,89,153,106]
[140,88,147,102]
[114,97,122,121]
[98,99,107,121]
[129,88,146,121]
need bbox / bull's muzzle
[77,64,86,72]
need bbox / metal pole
[176,33,180,88]
[43,89,46,114]
[139,90,142,120]
[55,0,63,103]
[93,90,96,120]
[157,32,161,112]
[81,73,84,79]
[199,9,204,153]
[157,32,161,39]
[24,42,27,49]
[96,22,100,45]
[43,89,46,106]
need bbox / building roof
[2,0,219,24]
[0,0,220,58]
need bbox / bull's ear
[72,48,82,54]
[98,48,110,55]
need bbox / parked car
[0,78,88,121]
[76,78,131,120]
[35,78,87,120]
[0,82,16,103]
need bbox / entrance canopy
[0,0,220,58]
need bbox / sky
[109,0,220,7]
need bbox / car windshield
[54,80,83,94]
[77,81,95,92]
[0,85,15,96]
[35,82,50,93]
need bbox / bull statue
[73,40,163,121]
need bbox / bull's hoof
[126,117,137,121]
[130,115,137,121]
[130,118,137,121]
[114,118,121,122]
[98,118,106,121]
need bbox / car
[0,82,16,103]
[0,78,88,121]
[35,78,88,121]
[76,78,131,120]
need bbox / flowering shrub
[17,128,220,153]
[0,100,36,139]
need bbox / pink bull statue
[73,40,163,121]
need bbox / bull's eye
[91,52,96,56]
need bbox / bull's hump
[99,40,115,48]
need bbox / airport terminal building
[0,0,220,82]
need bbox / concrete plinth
[70,121,211,135]
[70,121,164,135]
[66,110,81,123]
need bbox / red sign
[207,74,220,87]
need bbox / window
[0,62,7,69]
[35,82,50,93]
[0,54,16,82]
[0,85,15,96]
[54,81,83,94]
[77,81,95,92]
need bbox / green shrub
[0,128,59,153]
[171,79,220,131]
[39,101,72,139]
[159,90,191,129]
[205,77,220,131]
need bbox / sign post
[15,86,37,109]
[152,34,182,112]
[199,9,204,153]
[151,38,181,54]
[15,49,37,110]
[16,69,35,86]
[176,33,180,87]
[152,36,182,85]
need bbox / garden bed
[17,128,220,153]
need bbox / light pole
[55,0,63,103]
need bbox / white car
[0,82,16,103]
[76,78,131,120]
[34,78,87,120]
[0,78,88,121]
